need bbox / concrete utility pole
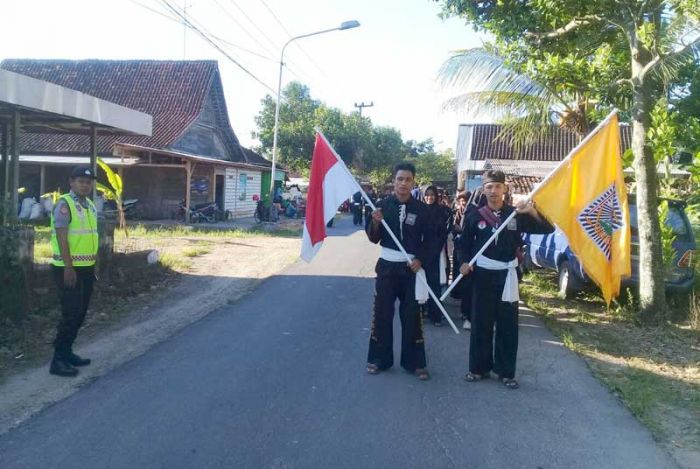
[354,101,374,116]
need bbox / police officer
[49,166,99,377]
[458,170,553,389]
[365,162,440,381]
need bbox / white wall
[224,167,261,218]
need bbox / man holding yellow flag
[449,110,631,389]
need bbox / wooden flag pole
[440,109,619,301]
[315,128,460,334]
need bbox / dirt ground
[0,230,301,435]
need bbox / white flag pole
[315,128,460,334]
[440,109,619,301]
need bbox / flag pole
[440,109,619,301]
[314,128,460,334]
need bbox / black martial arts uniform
[458,204,553,379]
[366,195,440,372]
[423,203,450,324]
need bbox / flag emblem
[577,184,624,261]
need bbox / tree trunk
[630,65,666,322]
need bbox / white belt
[476,255,519,303]
[379,247,429,304]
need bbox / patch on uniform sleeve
[477,220,487,230]
[60,205,69,215]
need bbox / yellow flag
[531,113,631,304]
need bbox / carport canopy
[0,68,152,218]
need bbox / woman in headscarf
[422,185,450,326]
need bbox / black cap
[70,166,97,179]
[482,169,506,184]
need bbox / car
[522,195,696,299]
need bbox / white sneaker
[462,319,471,330]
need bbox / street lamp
[269,20,361,220]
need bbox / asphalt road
[0,215,676,469]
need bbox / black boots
[50,351,91,377]
[50,358,78,377]
[67,353,91,367]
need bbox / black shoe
[50,359,79,377]
[67,353,91,367]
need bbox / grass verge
[520,270,700,459]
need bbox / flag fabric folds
[531,113,631,304]
[300,133,361,262]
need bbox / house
[455,123,635,194]
[0,59,283,219]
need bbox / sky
[1,0,488,151]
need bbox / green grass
[521,271,700,452]
[181,246,211,258]
[117,224,301,240]
[158,252,192,271]
[34,242,53,262]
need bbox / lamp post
[269,20,360,220]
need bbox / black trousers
[424,259,442,323]
[367,260,426,372]
[469,268,519,379]
[352,204,363,225]
[52,265,95,357]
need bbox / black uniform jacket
[366,195,441,266]
[457,204,554,285]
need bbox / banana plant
[95,158,128,236]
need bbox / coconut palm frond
[438,48,549,101]
[441,90,551,121]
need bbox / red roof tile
[0,59,237,157]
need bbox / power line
[259,0,328,77]
[129,0,275,61]
[160,0,277,93]
[213,0,315,85]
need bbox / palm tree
[438,47,595,152]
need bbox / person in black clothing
[422,185,450,326]
[457,170,553,389]
[451,191,473,329]
[365,162,440,381]
[352,191,363,226]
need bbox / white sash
[379,247,429,304]
[475,255,519,303]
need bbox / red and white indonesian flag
[300,133,361,262]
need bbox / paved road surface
[0,215,676,468]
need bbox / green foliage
[412,148,455,185]
[0,211,29,323]
[96,158,127,235]
[658,201,678,270]
[253,81,416,178]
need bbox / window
[239,173,247,201]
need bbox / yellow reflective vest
[50,194,98,267]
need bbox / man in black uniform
[365,162,440,381]
[458,170,553,389]
[352,191,363,226]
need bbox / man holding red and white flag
[302,131,454,380]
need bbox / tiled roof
[0,59,221,155]
[241,147,272,168]
[469,124,632,161]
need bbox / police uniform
[50,168,99,377]
[459,200,552,381]
[366,195,440,372]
